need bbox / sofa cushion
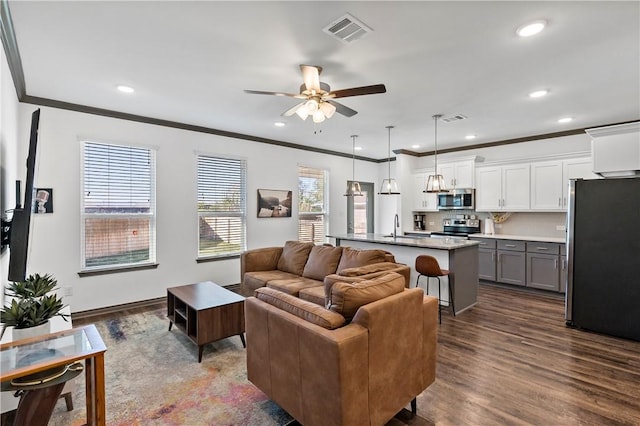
[255,287,346,329]
[338,262,404,277]
[267,278,323,296]
[298,285,326,307]
[243,270,301,294]
[336,247,388,273]
[277,241,314,275]
[302,245,343,281]
[328,272,405,321]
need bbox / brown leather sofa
[245,271,438,426]
[240,241,411,301]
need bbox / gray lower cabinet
[471,237,566,293]
[526,242,561,292]
[497,240,526,286]
[472,237,497,281]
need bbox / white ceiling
[6,1,640,160]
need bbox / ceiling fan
[244,64,386,123]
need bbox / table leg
[85,354,106,426]
[198,345,204,363]
[168,321,173,331]
[239,333,246,348]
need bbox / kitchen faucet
[393,214,399,238]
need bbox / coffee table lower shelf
[167,281,246,362]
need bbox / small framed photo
[33,188,53,213]
[257,189,292,218]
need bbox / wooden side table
[167,281,245,362]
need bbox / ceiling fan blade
[281,102,305,117]
[244,89,303,98]
[326,100,358,117]
[329,84,387,98]
[300,65,322,92]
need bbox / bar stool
[415,255,455,324]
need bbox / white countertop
[328,233,480,250]
[469,233,566,244]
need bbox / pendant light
[425,114,447,193]
[379,125,400,195]
[344,135,363,197]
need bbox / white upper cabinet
[530,157,599,211]
[412,171,438,211]
[438,160,475,189]
[476,164,530,211]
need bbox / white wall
[0,45,20,306]
[10,103,381,312]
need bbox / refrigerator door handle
[565,179,577,324]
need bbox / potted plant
[0,273,69,340]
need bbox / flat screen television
[8,108,40,282]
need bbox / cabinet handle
[479,242,487,245]
[505,244,516,248]
[492,252,495,261]
[554,259,558,269]
[558,197,562,207]
[536,247,549,251]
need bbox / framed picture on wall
[257,189,292,218]
[33,188,53,213]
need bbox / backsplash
[416,210,567,239]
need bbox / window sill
[196,254,240,263]
[78,263,159,277]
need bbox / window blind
[197,155,247,258]
[81,142,156,270]
[298,166,328,244]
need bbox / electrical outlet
[64,286,73,296]
[495,224,502,228]
[556,225,566,231]
[429,221,435,226]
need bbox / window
[298,166,328,244]
[197,154,247,259]
[81,141,156,271]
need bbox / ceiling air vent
[441,114,468,123]
[323,13,372,44]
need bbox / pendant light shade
[425,114,447,193]
[379,126,400,195]
[344,135,363,197]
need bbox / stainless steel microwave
[437,188,475,210]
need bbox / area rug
[43,307,428,426]
[48,307,292,425]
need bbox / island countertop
[327,233,480,250]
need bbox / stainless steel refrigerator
[565,177,640,341]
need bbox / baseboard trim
[71,297,166,322]
[71,283,242,322]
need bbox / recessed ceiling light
[117,85,134,93]
[517,20,546,37]
[411,144,420,149]
[274,121,286,127]
[354,146,363,151]
[558,117,573,124]
[465,135,476,140]
[529,89,548,98]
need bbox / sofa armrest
[351,289,437,425]
[240,246,283,276]
[245,296,370,425]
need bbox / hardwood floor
[418,283,640,425]
[72,283,640,425]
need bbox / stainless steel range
[430,216,481,239]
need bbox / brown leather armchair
[245,281,438,426]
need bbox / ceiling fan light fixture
[305,99,319,112]
[312,110,326,123]
[379,126,400,195]
[295,106,309,120]
[320,101,336,118]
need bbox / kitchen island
[327,233,480,315]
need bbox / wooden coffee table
[167,281,245,362]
